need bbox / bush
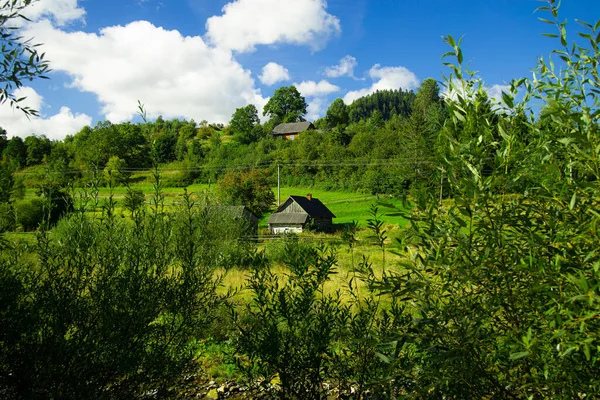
[0,189,231,398]
[14,198,44,231]
[0,202,14,232]
[236,242,345,399]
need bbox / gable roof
[272,121,314,135]
[267,212,309,225]
[275,195,336,218]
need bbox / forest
[1,0,600,398]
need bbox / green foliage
[217,169,275,218]
[0,186,231,398]
[230,104,261,144]
[348,88,415,123]
[24,134,52,166]
[13,198,44,231]
[325,98,349,130]
[236,242,343,399]
[103,155,129,186]
[0,201,14,232]
[0,0,51,116]
[2,136,26,168]
[263,86,307,124]
[365,3,600,397]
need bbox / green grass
[266,187,408,227]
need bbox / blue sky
[1,0,598,139]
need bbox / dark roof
[268,212,309,225]
[276,195,336,218]
[272,121,314,135]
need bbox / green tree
[2,136,26,167]
[0,126,7,154]
[103,156,128,187]
[230,104,261,144]
[368,6,600,397]
[325,98,349,129]
[24,134,52,166]
[1,0,51,116]
[217,169,275,218]
[263,86,307,124]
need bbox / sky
[1,0,598,139]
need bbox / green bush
[0,202,14,232]
[14,198,44,231]
[236,242,344,399]
[0,189,231,398]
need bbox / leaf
[583,344,591,361]
[453,110,465,122]
[509,351,529,360]
[542,33,559,38]
[375,352,391,363]
[575,19,593,29]
[569,192,577,210]
[561,25,567,46]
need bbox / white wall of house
[270,225,303,234]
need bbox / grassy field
[13,179,409,303]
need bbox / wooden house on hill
[268,194,335,234]
[271,121,314,140]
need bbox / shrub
[14,198,44,231]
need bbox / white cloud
[205,0,341,52]
[259,62,290,86]
[0,87,92,140]
[306,97,326,122]
[22,0,86,26]
[487,84,510,105]
[442,80,510,110]
[325,55,357,78]
[343,64,420,104]
[295,80,339,98]
[23,19,267,125]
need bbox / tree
[24,134,51,165]
[1,0,51,116]
[0,126,7,154]
[2,135,26,167]
[217,169,275,218]
[103,156,128,187]
[230,104,261,144]
[263,86,307,124]
[325,98,349,130]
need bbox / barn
[271,121,315,140]
[268,194,335,234]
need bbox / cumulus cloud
[295,80,339,98]
[22,0,86,26]
[205,0,341,52]
[442,80,511,109]
[259,62,290,86]
[23,20,267,124]
[0,87,92,140]
[325,55,357,78]
[306,97,326,122]
[343,64,420,104]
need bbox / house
[217,206,259,235]
[271,121,314,140]
[268,194,335,234]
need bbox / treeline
[0,82,446,197]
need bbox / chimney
[306,193,312,201]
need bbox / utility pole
[277,164,281,207]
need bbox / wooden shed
[271,121,314,140]
[268,194,335,234]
